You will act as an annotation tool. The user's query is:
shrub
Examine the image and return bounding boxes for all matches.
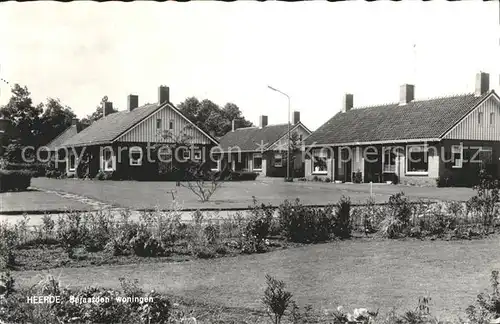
[228,171,259,181]
[0,222,18,269]
[84,210,114,252]
[262,274,294,324]
[333,195,351,239]
[467,169,499,230]
[3,162,46,177]
[325,177,331,183]
[246,197,274,242]
[353,170,363,184]
[466,270,500,324]
[379,192,412,238]
[95,170,116,181]
[0,169,32,192]
[278,199,335,243]
[56,212,89,257]
[129,227,164,257]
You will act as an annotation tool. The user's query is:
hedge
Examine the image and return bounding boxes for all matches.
[0,170,33,192]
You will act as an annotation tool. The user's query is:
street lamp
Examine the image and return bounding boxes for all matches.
[268,85,291,181]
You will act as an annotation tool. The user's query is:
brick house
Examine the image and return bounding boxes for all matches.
[304,72,500,186]
[54,86,218,179]
[216,112,312,177]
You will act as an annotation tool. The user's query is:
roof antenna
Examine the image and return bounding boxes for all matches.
[412,42,417,86]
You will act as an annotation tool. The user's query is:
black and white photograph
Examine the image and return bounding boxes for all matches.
[0,0,500,323]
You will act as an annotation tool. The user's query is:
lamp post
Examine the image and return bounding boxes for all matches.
[268,85,291,180]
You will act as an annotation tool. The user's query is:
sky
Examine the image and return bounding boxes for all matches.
[0,1,499,131]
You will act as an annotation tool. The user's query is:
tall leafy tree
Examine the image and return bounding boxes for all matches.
[0,84,43,146]
[40,98,76,145]
[177,97,252,137]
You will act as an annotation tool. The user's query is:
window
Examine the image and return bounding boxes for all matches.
[183,149,191,160]
[158,147,172,162]
[478,112,484,125]
[253,153,263,171]
[193,149,202,161]
[490,112,495,126]
[451,145,463,168]
[169,119,174,130]
[129,147,143,166]
[406,145,428,174]
[156,118,162,129]
[382,148,396,173]
[478,147,493,165]
[102,149,115,171]
[312,149,328,174]
[68,154,76,171]
[298,134,303,142]
[274,153,283,167]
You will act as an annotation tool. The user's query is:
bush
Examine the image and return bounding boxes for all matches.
[379,192,412,238]
[129,227,164,257]
[56,212,89,257]
[0,169,32,192]
[353,170,363,183]
[45,169,63,178]
[466,270,500,324]
[95,170,117,181]
[262,274,294,324]
[228,171,259,181]
[3,162,46,177]
[84,210,114,252]
[278,199,335,243]
[467,169,499,230]
[333,196,351,239]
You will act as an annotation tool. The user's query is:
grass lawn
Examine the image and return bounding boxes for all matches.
[30,177,476,211]
[0,190,93,213]
[15,235,500,320]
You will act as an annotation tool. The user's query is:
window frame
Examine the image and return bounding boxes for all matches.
[406,144,429,175]
[183,149,191,160]
[102,149,116,172]
[490,112,495,126]
[169,119,174,130]
[156,118,162,129]
[193,148,202,161]
[451,144,463,169]
[312,148,328,175]
[478,112,484,125]
[253,152,263,171]
[129,146,143,166]
[68,154,77,172]
[382,147,396,173]
[274,153,283,168]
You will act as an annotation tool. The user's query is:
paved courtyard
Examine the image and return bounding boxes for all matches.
[25,177,476,210]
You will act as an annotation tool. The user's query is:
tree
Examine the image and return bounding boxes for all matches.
[177,97,253,137]
[40,98,76,145]
[80,96,117,127]
[0,84,43,146]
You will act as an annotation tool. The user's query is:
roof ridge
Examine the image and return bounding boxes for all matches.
[351,92,475,111]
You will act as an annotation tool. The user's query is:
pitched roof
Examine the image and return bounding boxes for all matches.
[218,123,299,152]
[62,102,218,147]
[45,124,81,151]
[305,92,492,146]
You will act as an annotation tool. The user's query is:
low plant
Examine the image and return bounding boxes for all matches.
[0,169,32,192]
[466,270,500,324]
[262,274,294,324]
[379,192,412,238]
[333,195,351,239]
[466,169,499,231]
[56,211,89,258]
[353,170,363,184]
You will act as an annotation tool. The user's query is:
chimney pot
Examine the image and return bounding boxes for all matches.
[102,102,114,117]
[475,72,490,97]
[292,111,300,125]
[259,115,268,128]
[399,84,415,105]
[158,86,170,105]
[343,94,354,112]
[127,94,139,111]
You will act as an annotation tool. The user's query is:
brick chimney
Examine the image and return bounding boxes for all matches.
[475,72,490,97]
[399,84,415,105]
[292,111,300,125]
[158,85,170,105]
[127,94,139,112]
[71,118,78,126]
[259,115,268,128]
[342,94,354,112]
[102,102,114,117]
